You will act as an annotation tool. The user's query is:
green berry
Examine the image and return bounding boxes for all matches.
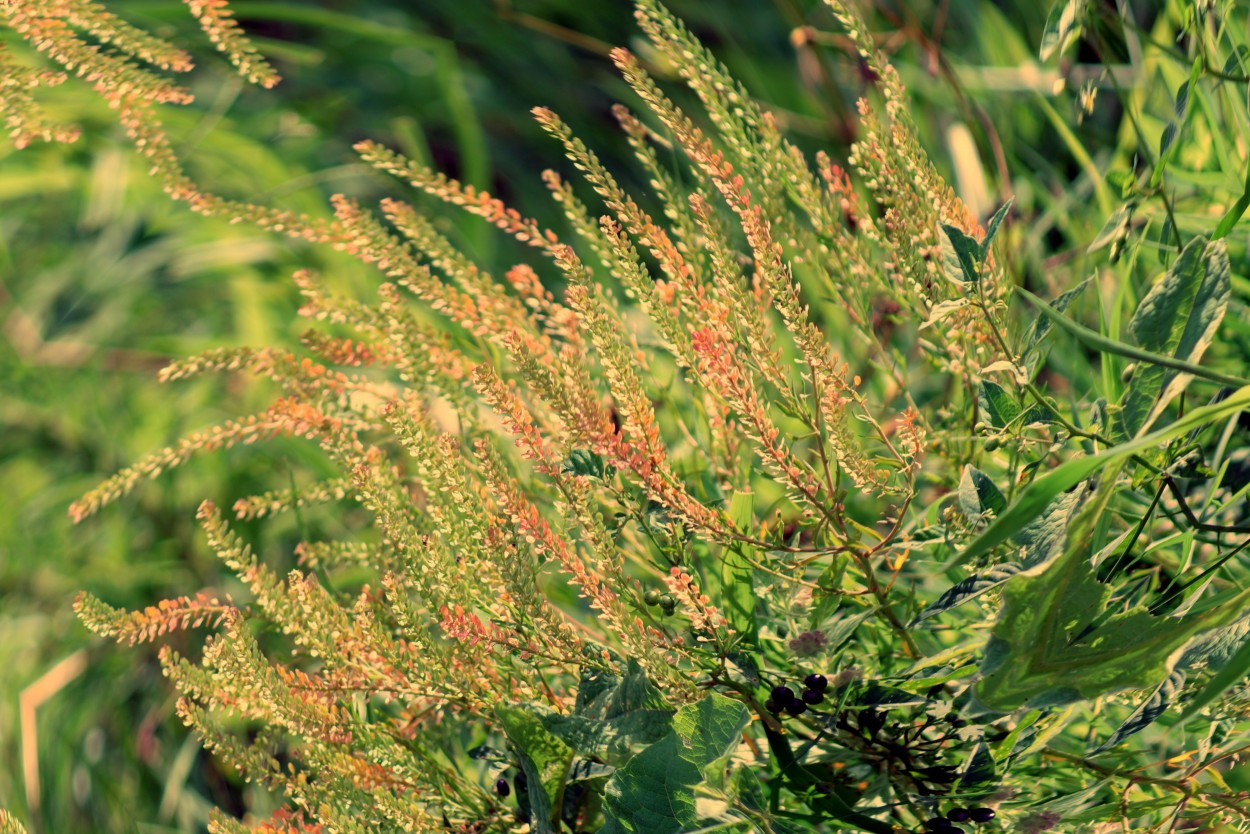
[984,437,1001,452]
[643,589,661,606]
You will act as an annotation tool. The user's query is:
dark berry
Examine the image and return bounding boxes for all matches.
[770,685,796,705]
[643,589,661,606]
[763,698,780,714]
[658,593,675,608]
[494,778,510,797]
[968,808,996,823]
[803,673,828,692]
[946,715,967,729]
[946,808,971,823]
[784,700,808,716]
[922,818,954,832]
[802,689,824,705]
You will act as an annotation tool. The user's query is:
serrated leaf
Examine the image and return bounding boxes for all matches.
[974,468,1250,711]
[574,658,669,719]
[979,380,1021,428]
[1040,0,1084,61]
[1119,237,1231,437]
[959,465,1007,519]
[601,694,751,834]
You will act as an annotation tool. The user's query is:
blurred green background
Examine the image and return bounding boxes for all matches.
[0,0,1195,830]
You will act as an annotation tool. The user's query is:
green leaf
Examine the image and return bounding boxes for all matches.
[979,381,1020,429]
[1212,159,1250,240]
[1119,237,1231,437]
[958,384,1250,565]
[1177,627,1250,723]
[1088,202,1135,254]
[562,449,615,480]
[1015,286,1249,389]
[940,223,981,283]
[1022,277,1091,377]
[719,491,758,644]
[974,470,1250,711]
[1040,0,1085,61]
[1150,59,1202,188]
[601,694,752,834]
[496,704,576,834]
[959,465,1007,518]
[980,199,1014,262]
[1091,669,1184,754]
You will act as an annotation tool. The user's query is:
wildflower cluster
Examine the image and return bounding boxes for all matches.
[5,0,1250,832]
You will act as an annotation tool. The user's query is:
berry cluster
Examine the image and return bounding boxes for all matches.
[764,673,828,717]
[921,807,996,833]
[642,588,677,616]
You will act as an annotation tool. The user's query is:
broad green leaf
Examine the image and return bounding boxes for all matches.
[959,465,1007,518]
[915,488,1085,625]
[601,694,751,834]
[1119,237,1231,437]
[541,709,674,763]
[978,380,1020,429]
[940,223,981,283]
[956,741,996,790]
[554,660,674,761]
[959,384,1250,565]
[974,470,1250,711]
[574,658,668,719]
[496,704,576,834]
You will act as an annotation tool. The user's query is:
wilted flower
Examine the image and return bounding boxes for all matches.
[789,630,829,656]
